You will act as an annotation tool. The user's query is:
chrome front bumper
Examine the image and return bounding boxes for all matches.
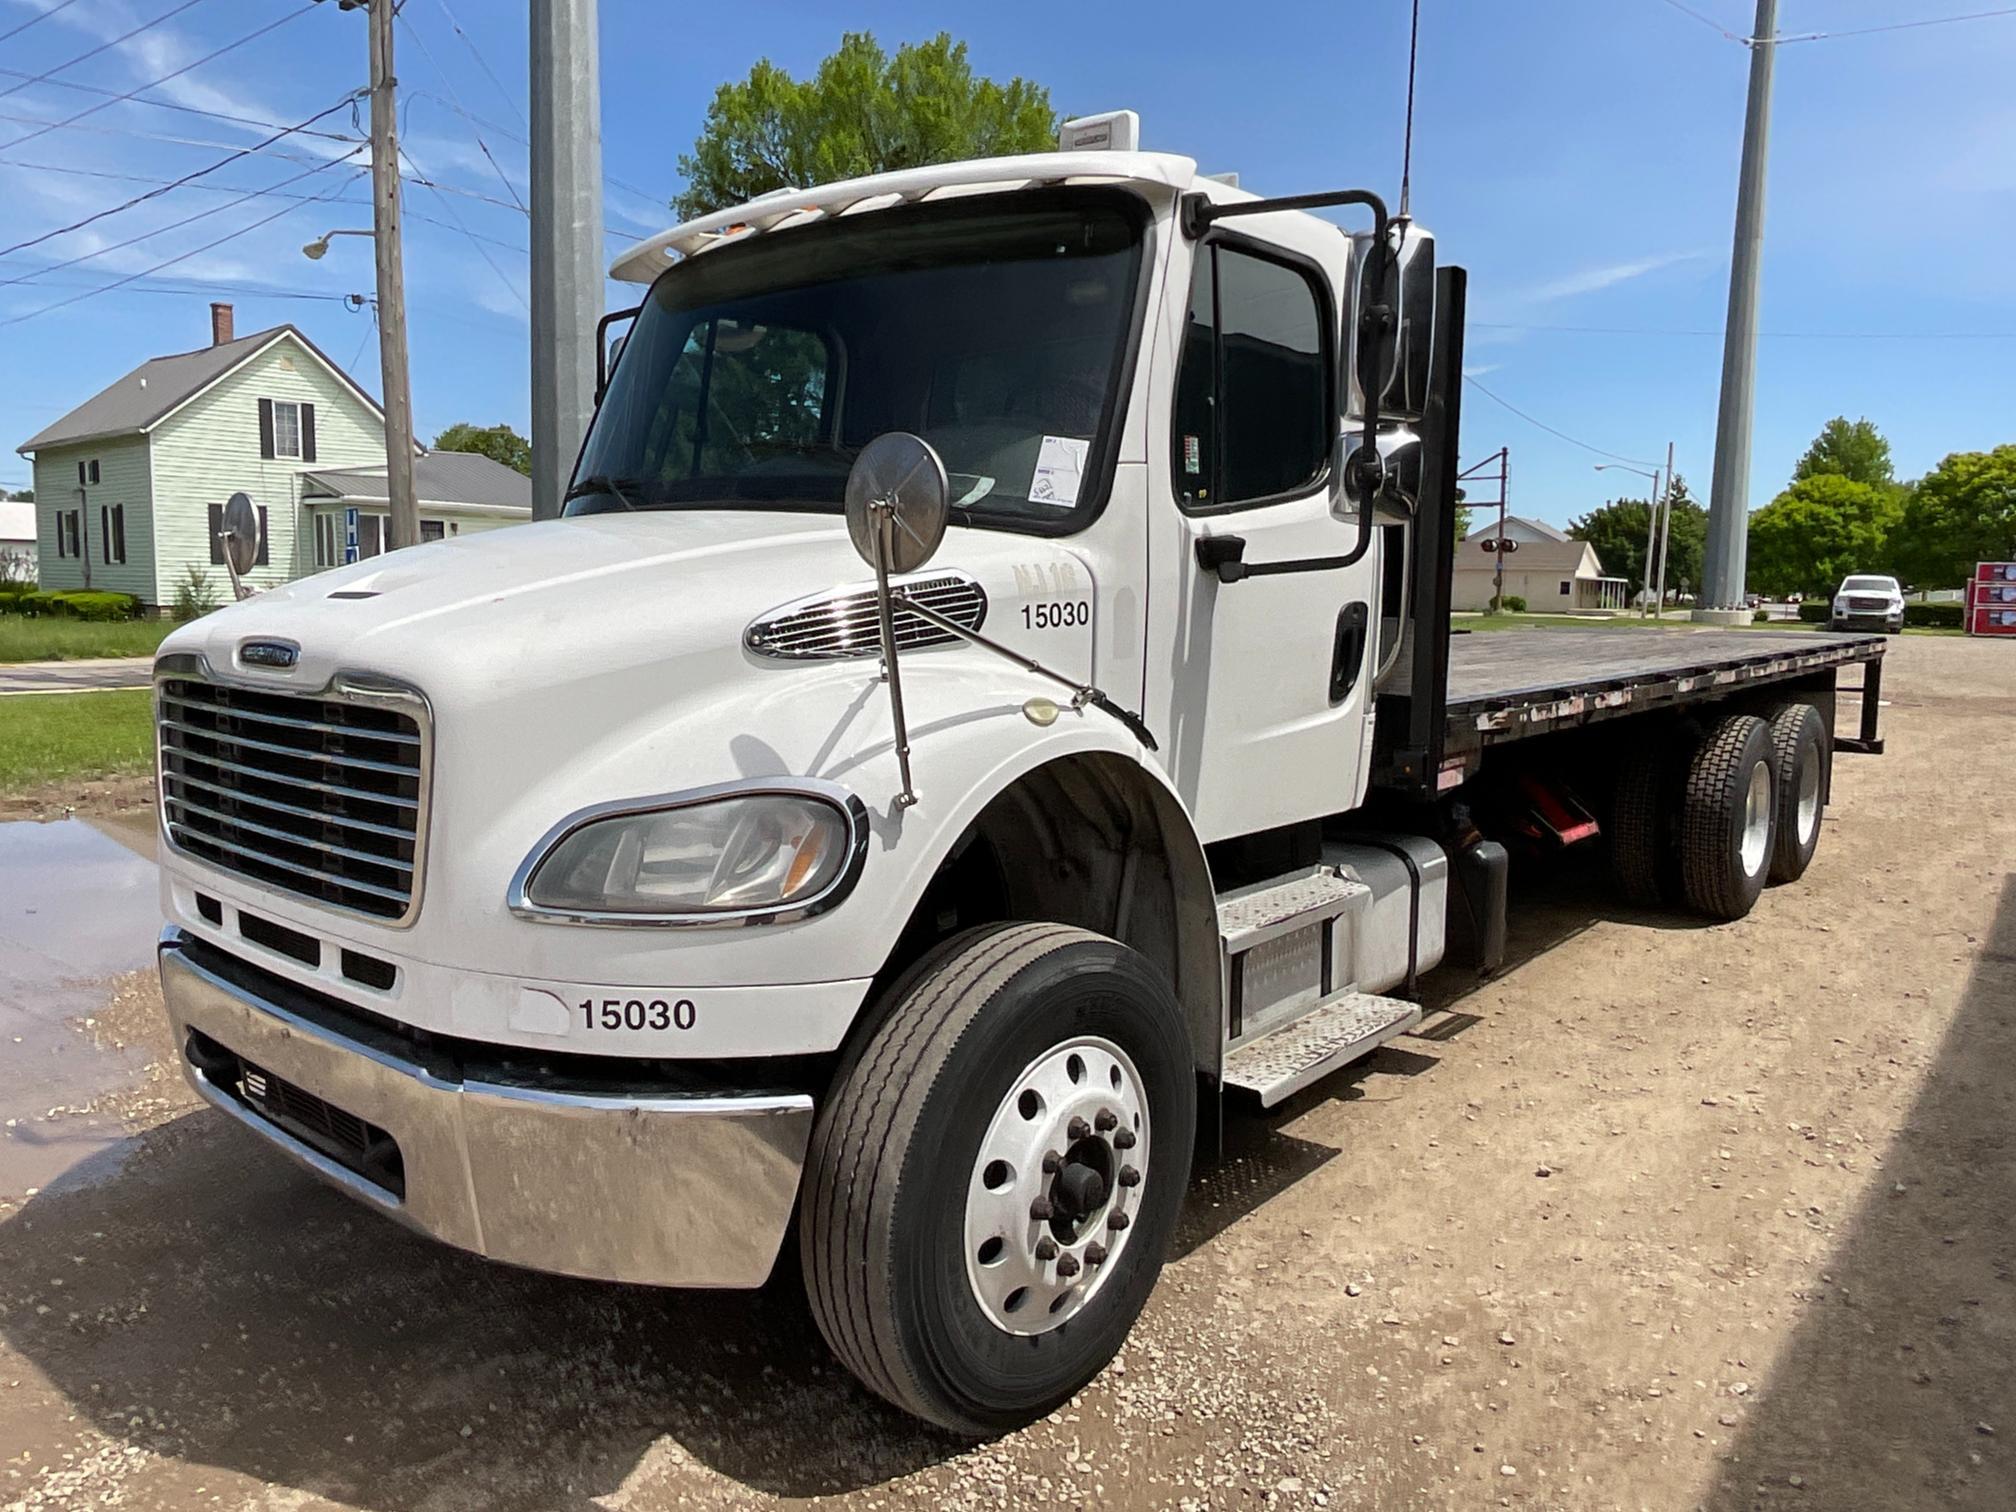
[158,936,814,1287]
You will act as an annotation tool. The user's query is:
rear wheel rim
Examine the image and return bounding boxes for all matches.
[964,1036,1150,1337]
[1740,760,1772,877]
[1795,746,1821,846]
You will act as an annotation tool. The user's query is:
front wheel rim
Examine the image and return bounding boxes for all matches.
[1740,760,1772,877]
[963,1036,1150,1336]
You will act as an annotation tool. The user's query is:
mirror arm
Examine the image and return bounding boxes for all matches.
[868,502,919,809]
[595,305,643,403]
[893,592,1159,752]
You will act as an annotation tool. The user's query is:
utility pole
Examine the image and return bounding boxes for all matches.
[1653,439,1676,616]
[1495,448,1509,609]
[329,0,421,550]
[1697,0,1777,623]
[530,0,604,521]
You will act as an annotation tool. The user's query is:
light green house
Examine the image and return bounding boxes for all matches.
[16,305,530,610]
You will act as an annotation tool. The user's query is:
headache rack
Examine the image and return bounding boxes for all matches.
[155,661,431,924]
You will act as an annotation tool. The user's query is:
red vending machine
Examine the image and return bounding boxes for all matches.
[1968,562,2016,636]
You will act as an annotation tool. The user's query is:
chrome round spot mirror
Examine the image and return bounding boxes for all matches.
[220,490,261,576]
[845,432,948,575]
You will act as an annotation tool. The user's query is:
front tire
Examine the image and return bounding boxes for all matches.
[1679,714,1777,920]
[801,923,1195,1434]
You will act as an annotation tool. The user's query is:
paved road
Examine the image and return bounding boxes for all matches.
[0,657,153,695]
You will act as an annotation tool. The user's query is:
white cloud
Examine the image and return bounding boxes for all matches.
[1462,363,1502,378]
[1522,249,1710,304]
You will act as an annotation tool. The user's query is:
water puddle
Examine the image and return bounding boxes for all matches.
[0,817,161,1197]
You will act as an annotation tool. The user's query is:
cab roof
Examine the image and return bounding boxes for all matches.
[608,150,1226,284]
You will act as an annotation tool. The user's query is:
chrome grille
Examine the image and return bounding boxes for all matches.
[1846,595,1889,613]
[157,675,428,923]
[744,572,987,660]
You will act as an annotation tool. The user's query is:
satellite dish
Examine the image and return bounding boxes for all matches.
[221,491,261,576]
[845,432,948,576]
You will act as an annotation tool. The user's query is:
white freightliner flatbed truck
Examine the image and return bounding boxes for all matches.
[151,115,1887,1433]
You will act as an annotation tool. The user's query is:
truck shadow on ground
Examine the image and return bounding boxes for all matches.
[1698,873,2016,1511]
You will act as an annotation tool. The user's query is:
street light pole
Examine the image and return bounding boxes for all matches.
[530,0,604,521]
[1595,462,1662,616]
[1654,439,1676,616]
[1698,0,1778,622]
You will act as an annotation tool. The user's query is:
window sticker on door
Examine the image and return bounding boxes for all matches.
[1183,434,1202,475]
[1030,435,1090,508]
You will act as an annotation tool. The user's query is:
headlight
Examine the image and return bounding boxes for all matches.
[513,783,866,923]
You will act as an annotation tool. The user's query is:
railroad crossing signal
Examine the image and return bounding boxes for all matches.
[1480,537,1520,554]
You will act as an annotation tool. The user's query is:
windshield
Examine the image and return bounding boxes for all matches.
[1842,576,1898,592]
[569,190,1148,533]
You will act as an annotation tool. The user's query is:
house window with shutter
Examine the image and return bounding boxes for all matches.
[208,502,224,565]
[258,399,316,461]
[61,510,80,557]
[256,506,270,566]
[88,459,100,484]
[111,503,126,564]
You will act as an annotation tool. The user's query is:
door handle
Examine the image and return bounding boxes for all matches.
[1195,534,1249,583]
[1330,603,1369,703]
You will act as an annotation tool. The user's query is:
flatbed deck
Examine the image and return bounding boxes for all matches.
[1443,627,1885,757]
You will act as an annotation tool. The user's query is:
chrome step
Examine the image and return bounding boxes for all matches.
[1223,990,1422,1107]
[1217,867,1369,956]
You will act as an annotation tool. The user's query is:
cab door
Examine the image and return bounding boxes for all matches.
[1142,221,1383,844]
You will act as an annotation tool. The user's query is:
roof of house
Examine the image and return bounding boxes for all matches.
[299,451,532,512]
[1454,535,1612,575]
[1463,515,1571,544]
[0,499,34,543]
[17,324,383,454]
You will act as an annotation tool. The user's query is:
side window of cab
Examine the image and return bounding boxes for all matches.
[1171,242,1332,513]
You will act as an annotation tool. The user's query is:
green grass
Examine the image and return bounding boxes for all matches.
[0,689,155,791]
[0,617,174,663]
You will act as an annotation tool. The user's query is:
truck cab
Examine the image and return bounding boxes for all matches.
[152,120,1857,1434]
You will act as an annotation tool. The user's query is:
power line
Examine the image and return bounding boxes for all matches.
[0,104,348,163]
[405,87,658,233]
[1775,6,2016,43]
[0,92,363,260]
[0,264,369,303]
[0,1,316,155]
[2,161,366,328]
[1462,376,1659,466]
[431,0,525,128]
[0,63,361,141]
[400,145,529,313]
[0,0,214,103]
[1651,0,1746,42]
[397,9,526,214]
[0,147,365,290]
[1472,320,2016,340]
[0,0,84,46]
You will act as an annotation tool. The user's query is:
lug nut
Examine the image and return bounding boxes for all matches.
[1034,1236,1058,1261]
[1094,1107,1118,1132]
[1041,1149,1064,1174]
[1113,1128,1137,1150]
[1030,1196,1054,1221]
[1085,1241,1109,1266]
[1118,1165,1141,1188]
[1056,1252,1081,1278]
[1067,1116,1090,1142]
[1107,1210,1130,1231]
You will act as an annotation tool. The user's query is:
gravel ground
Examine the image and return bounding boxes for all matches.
[1,634,2011,1510]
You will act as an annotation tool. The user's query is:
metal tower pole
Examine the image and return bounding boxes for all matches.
[1697,0,1777,623]
[530,0,604,521]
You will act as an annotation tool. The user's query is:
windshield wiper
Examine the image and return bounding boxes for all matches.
[564,474,651,510]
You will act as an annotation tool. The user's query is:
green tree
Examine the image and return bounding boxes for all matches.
[674,33,1057,220]
[3,487,31,501]
[1746,474,1903,597]
[1792,416,1895,490]
[433,422,531,476]
[1567,476,1705,599]
[1892,445,2016,588]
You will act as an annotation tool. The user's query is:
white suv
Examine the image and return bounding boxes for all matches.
[1829,574,1905,634]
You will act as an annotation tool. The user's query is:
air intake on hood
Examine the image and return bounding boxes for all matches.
[744,571,986,660]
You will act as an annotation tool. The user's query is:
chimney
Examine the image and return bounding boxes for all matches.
[209,302,234,346]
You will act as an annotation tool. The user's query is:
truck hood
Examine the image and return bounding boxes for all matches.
[159,509,1092,710]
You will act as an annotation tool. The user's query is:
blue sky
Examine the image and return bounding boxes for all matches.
[2,0,2011,527]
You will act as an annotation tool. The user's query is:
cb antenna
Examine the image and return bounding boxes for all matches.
[1399,0,1422,218]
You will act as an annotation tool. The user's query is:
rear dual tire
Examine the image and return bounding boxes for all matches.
[1678,714,1777,921]
[1764,702,1827,884]
[800,923,1194,1435]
